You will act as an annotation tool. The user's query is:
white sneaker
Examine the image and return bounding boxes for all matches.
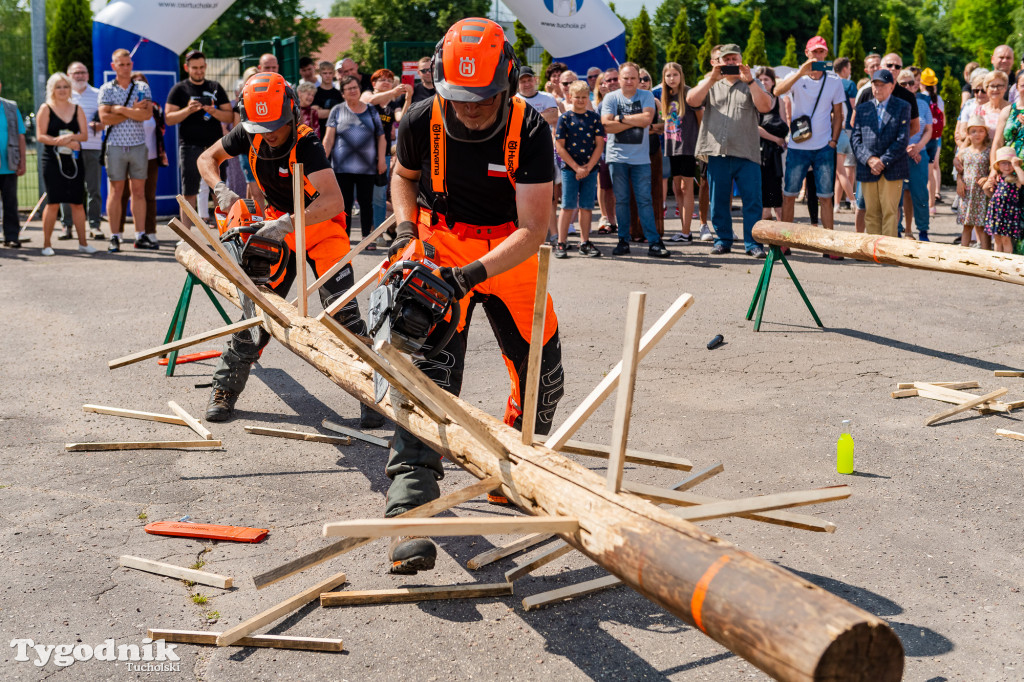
[78,244,98,254]
[699,224,714,242]
[41,247,55,256]
[598,216,611,228]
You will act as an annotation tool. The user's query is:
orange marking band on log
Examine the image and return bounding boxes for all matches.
[872,237,883,263]
[690,555,731,633]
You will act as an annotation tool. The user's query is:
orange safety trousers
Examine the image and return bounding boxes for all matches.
[262,205,351,290]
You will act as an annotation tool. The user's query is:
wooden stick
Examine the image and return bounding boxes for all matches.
[896,381,979,389]
[522,574,624,611]
[466,532,556,570]
[913,382,995,400]
[994,370,1024,377]
[82,404,188,426]
[244,426,351,445]
[521,245,551,445]
[607,292,646,493]
[674,487,851,523]
[119,555,232,588]
[556,440,693,471]
[324,264,382,317]
[545,293,694,450]
[167,401,214,440]
[624,466,725,505]
[108,318,262,370]
[321,419,390,447]
[19,192,47,237]
[504,542,575,583]
[674,462,726,490]
[147,629,342,652]
[656,490,838,533]
[321,582,511,607]
[890,389,919,398]
[292,163,308,317]
[324,516,579,538]
[925,388,1008,426]
[914,389,1009,413]
[176,199,257,288]
[167,218,290,329]
[252,476,501,589]
[215,570,347,647]
[65,440,223,452]
[295,216,395,303]
[996,428,1024,441]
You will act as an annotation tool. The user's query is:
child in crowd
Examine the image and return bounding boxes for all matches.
[554,81,606,258]
[983,146,1024,252]
[957,115,992,249]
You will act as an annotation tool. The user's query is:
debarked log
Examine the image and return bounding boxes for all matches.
[176,243,903,682]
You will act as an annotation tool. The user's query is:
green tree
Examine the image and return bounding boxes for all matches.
[627,6,657,70]
[743,10,768,67]
[939,65,960,183]
[781,35,799,67]
[47,0,92,75]
[666,5,699,82]
[197,0,329,61]
[913,33,927,67]
[1010,5,1024,63]
[652,0,685,73]
[815,14,834,59]
[512,19,533,66]
[540,49,552,75]
[950,0,1017,63]
[697,3,719,73]
[885,15,901,55]
[0,0,32,112]
[329,0,353,16]
[838,20,866,80]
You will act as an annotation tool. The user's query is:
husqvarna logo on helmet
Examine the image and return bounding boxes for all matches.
[458,57,476,78]
[255,102,269,116]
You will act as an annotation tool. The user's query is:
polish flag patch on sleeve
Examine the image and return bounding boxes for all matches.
[487,162,506,177]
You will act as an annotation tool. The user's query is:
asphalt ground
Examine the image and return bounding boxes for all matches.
[1,198,1022,681]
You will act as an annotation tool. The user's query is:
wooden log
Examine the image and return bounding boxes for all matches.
[754,221,1024,287]
[215,570,347,647]
[119,555,232,588]
[321,419,390,447]
[466,533,556,570]
[65,440,222,452]
[606,292,645,492]
[994,370,1024,377]
[323,516,580,539]
[177,244,904,682]
[504,542,575,583]
[147,629,343,652]
[167,401,214,440]
[521,245,551,445]
[321,582,512,607]
[292,163,308,317]
[82,404,187,426]
[108,318,262,370]
[522,574,623,611]
[252,476,501,589]
[925,388,1008,426]
[295,216,394,303]
[555,440,693,470]
[244,426,351,445]
[996,429,1024,441]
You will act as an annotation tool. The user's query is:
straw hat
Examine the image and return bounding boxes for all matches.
[966,114,988,132]
[995,146,1017,164]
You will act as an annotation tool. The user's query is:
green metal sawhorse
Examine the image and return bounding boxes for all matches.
[746,245,825,332]
[160,272,234,376]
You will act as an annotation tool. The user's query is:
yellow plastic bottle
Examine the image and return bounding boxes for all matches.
[836,419,854,474]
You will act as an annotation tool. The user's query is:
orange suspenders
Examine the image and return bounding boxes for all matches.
[247,123,320,206]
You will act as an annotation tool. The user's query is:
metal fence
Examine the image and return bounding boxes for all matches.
[17,151,41,211]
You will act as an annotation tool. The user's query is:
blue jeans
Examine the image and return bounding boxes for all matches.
[561,167,598,210]
[372,155,390,229]
[900,147,930,233]
[609,162,660,244]
[706,155,762,251]
[784,145,836,197]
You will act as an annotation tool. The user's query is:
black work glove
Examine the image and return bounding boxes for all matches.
[439,260,487,299]
[388,220,418,259]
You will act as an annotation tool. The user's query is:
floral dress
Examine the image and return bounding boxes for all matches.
[985,175,1023,238]
[958,147,991,226]
[1003,102,1024,159]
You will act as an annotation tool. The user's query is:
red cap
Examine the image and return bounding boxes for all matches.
[806,36,828,52]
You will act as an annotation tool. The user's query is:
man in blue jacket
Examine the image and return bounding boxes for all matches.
[851,69,910,237]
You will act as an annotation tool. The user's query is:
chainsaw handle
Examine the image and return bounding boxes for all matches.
[220,224,262,243]
[422,297,459,360]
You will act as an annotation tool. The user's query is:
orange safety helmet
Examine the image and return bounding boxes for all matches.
[239,72,297,134]
[432,18,519,103]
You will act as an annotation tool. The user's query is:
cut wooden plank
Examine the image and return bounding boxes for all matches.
[675,487,851,523]
[913,382,994,400]
[296,216,394,303]
[994,370,1024,377]
[890,389,918,398]
[925,388,1008,426]
[244,426,351,446]
[147,628,343,652]
[324,516,579,538]
[545,293,694,450]
[378,342,512,461]
[119,555,232,588]
[625,476,745,507]
[556,440,693,471]
[996,428,1024,441]
[522,574,624,611]
[504,542,576,583]
[521,245,551,446]
[323,264,382,317]
[466,532,556,570]
[1002,399,1024,410]
[108,318,262,370]
[215,570,347,646]
[252,476,501,589]
[168,217,290,329]
[292,163,308,317]
[321,582,512,607]
[65,440,223,452]
[674,462,726,491]
[321,419,390,447]
[913,388,1009,414]
[607,292,646,493]
[658,490,837,533]
[83,404,188,426]
[167,401,214,440]
[896,381,979,389]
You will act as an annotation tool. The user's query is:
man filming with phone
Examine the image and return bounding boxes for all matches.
[773,36,845,246]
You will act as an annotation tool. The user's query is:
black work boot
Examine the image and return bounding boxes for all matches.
[388,536,436,574]
[360,402,386,429]
[206,388,239,422]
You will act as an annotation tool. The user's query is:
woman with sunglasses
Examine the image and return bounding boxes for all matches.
[993,71,1024,163]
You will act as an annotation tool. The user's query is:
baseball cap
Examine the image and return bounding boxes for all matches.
[871,70,894,84]
[920,68,938,87]
[806,36,828,52]
[719,44,742,57]
[335,60,345,70]
[519,66,535,78]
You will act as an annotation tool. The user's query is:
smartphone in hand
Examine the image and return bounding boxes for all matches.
[811,61,833,72]
[720,65,740,76]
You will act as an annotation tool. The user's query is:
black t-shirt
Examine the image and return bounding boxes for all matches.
[396,98,554,226]
[221,125,331,214]
[167,79,230,147]
[856,83,919,120]
[411,83,435,104]
[312,86,343,137]
[376,100,398,143]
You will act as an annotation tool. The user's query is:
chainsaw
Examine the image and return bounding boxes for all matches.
[367,239,460,403]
